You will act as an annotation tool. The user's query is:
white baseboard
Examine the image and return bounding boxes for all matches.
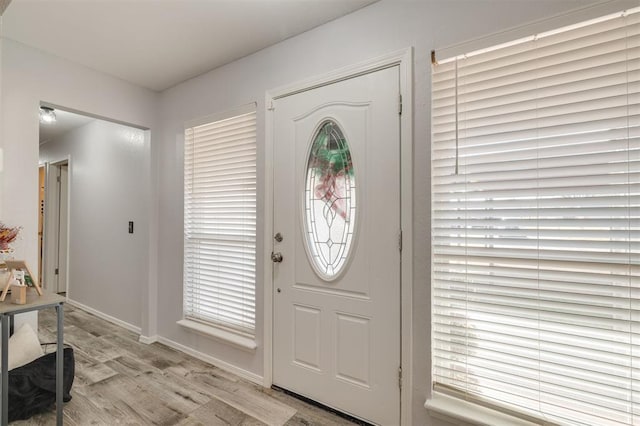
[156,335,263,386]
[66,298,142,335]
[64,301,261,386]
[138,335,158,344]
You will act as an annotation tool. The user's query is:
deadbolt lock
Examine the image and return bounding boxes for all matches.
[274,232,283,242]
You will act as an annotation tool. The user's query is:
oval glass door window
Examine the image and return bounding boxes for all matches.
[304,120,356,280]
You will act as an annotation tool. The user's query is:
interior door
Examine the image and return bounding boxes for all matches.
[272,66,401,425]
[38,166,45,286]
[42,161,69,294]
[43,162,60,293]
[57,163,69,293]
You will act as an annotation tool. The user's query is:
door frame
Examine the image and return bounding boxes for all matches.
[264,47,414,425]
[41,156,72,297]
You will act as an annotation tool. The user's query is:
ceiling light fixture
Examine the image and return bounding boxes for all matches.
[39,106,57,124]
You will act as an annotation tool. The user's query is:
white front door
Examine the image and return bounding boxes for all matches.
[272,66,401,425]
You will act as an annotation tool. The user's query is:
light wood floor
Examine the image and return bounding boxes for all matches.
[13,303,357,425]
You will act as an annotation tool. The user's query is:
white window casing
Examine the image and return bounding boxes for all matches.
[183,104,257,340]
[431,7,639,426]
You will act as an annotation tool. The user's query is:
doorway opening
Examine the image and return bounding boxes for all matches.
[39,160,69,294]
[38,104,148,333]
[39,106,94,295]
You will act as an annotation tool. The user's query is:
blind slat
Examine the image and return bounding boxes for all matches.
[432,7,639,426]
[184,109,257,335]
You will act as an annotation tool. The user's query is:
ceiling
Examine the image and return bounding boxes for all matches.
[39,109,95,144]
[1,0,377,92]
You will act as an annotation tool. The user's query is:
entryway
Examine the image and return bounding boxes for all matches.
[271,65,402,425]
[37,105,149,331]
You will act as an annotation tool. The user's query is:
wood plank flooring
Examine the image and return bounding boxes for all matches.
[13,303,357,425]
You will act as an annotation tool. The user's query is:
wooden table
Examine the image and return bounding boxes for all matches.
[0,293,65,425]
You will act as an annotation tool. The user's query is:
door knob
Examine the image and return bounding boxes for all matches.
[271,252,283,263]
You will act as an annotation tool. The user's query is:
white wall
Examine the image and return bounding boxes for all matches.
[39,120,147,328]
[0,30,3,218]
[157,1,636,425]
[0,33,28,332]
[0,39,159,336]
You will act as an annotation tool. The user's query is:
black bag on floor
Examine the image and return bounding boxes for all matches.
[7,347,75,422]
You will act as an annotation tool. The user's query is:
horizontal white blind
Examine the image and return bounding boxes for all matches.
[432,8,639,426]
[184,108,257,336]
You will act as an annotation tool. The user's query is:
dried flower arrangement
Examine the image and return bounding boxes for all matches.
[0,222,21,253]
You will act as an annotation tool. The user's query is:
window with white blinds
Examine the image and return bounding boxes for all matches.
[184,105,257,337]
[432,8,639,426]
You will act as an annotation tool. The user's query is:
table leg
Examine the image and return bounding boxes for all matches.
[1,315,9,426]
[56,304,64,426]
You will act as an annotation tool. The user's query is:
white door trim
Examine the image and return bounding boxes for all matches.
[264,47,414,426]
[42,156,72,297]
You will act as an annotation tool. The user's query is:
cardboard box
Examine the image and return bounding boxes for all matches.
[11,285,27,304]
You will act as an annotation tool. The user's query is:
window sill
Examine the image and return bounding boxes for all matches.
[177,319,257,351]
[425,392,544,426]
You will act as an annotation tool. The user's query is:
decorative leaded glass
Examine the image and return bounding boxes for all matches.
[304,120,356,279]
